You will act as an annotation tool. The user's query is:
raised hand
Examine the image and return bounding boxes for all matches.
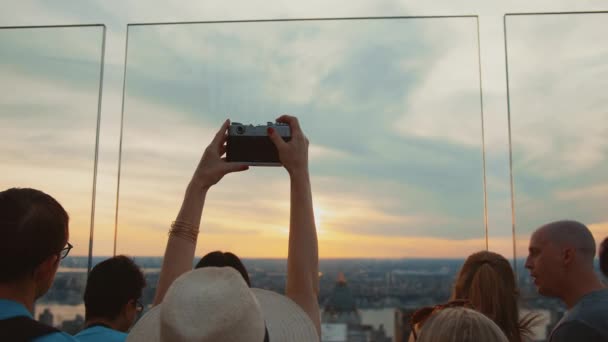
[267,115,309,176]
[191,119,249,190]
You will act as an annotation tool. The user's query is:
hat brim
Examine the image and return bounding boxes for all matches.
[127,289,318,342]
[126,305,161,342]
[252,288,318,341]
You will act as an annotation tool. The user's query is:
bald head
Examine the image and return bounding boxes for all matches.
[526,220,603,305]
[536,220,596,263]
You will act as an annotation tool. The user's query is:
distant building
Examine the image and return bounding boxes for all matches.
[38,308,54,327]
[322,323,348,342]
[60,314,84,335]
[371,324,390,342]
[322,273,391,342]
[394,308,417,342]
[323,273,361,325]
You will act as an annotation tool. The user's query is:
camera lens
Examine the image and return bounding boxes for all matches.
[236,126,245,134]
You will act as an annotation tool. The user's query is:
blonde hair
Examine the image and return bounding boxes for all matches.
[417,307,509,342]
[452,251,538,342]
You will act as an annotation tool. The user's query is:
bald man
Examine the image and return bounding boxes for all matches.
[526,220,608,342]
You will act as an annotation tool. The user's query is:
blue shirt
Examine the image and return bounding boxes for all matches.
[0,299,77,342]
[549,289,608,342]
[75,325,127,342]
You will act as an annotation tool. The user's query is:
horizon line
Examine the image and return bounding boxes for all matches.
[67,255,533,260]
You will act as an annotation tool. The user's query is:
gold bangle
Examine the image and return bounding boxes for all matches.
[171,220,200,230]
[169,220,200,242]
[169,230,198,243]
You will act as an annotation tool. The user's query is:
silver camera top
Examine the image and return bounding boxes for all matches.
[229,122,291,137]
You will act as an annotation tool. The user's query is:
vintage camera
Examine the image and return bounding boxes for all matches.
[226,122,291,166]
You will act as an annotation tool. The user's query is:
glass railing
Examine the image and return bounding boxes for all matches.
[116,16,484,339]
[505,12,608,338]
[2,11,606,341]
[0,24,105,333]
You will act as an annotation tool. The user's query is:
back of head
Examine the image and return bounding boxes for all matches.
[418,307,509,342]
[452,251,524,342]
[84,255,146,321]
[600,237,608,277]
[196,251,251,286]
[0,188,68,283]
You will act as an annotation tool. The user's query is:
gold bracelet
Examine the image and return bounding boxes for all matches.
[169,220,200,243]
[170,230,198,243]
[169,228,198,243]
[171,220,200,230]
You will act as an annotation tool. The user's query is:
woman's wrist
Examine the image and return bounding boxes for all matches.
[187,179,211,195]
[288,166,310,181]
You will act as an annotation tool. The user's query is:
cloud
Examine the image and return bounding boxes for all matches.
[5,0,606,258]
[318,232,487,258]
[105,17,489,257]
[589,221,608,246]
[0,26,105,86]
[309,143,353,160]
[555,183,608,202]
[0,25,108,257]
[499,14,608,243]
[507,14,608,179]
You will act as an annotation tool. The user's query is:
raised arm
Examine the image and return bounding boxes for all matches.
[153,119,248,305]
[268,115,321,336]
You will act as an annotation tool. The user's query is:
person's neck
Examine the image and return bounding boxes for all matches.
[560,271,605,309]
[85,317,125,332]
[0,282,36,314]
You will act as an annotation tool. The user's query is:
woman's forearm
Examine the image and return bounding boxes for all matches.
[153,183,207,305]
[287,171,318,290]
[286,170,321,334]
[152,119,248,305]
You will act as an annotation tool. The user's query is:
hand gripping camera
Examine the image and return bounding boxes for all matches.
[226,122,291,166]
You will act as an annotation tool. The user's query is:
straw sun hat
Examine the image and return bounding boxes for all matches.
[127,267,318,342]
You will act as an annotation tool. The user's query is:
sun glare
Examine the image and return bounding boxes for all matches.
[314,204,327,235]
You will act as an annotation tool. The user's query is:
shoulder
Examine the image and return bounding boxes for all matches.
[550,320,606,342]
[33,331,79,342]
[576,289,608,312]
[75,327,128,342]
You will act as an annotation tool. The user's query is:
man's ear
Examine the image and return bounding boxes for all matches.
[33,254,59,282]
[118,299,138,331]
[563,247,575,266]
[122,300,134,315]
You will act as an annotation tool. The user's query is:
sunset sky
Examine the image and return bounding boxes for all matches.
[0,1,606,260]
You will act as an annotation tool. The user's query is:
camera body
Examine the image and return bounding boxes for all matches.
[226,122,291,166]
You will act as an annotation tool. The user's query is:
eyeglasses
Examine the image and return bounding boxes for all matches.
[59,242,73,259]
[409,299,473,340]
[135,300,144,312]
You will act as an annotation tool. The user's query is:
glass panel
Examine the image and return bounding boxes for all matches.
[118,18,484,339]
[0,25,105,332]
[506,12,608,340]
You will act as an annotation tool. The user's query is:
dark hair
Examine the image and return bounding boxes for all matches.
[195,251,251,287]
[600,237,608,277]
[0,188,69,282]
[84,255,146,320]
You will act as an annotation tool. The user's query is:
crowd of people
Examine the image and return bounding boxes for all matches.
[1,115,607,342]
